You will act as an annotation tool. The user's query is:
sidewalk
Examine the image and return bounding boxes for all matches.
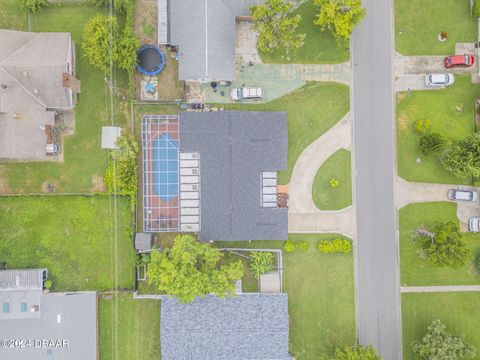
[401,285,480,293]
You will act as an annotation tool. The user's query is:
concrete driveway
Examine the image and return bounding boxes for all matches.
[396,177,480,230]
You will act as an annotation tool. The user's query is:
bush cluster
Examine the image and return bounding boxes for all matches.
[283,239,310,253]
[317,238,352,254]
[413,119,431,135]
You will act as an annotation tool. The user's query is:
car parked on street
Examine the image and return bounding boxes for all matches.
[230,87,263,101]
[444,54,475,68]
[425,73,455,87]
[469,217,480,232]
[447,189,478,202]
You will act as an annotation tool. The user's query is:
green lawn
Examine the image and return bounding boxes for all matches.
[402,292,480,360]
[397,75,479,185]
[399,202,480,286]
[0,195,136,291]
[312,149,352,210]
[395,0,477,55]
[215,234,356,360]
[1,5,129,193]
[0,0,28,30]
[99,293,161,360]
[258,0,349,64]
[225,82,350,184]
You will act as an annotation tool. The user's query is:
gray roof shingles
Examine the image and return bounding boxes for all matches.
[169,0,263,80]
[179,111,288,241]
[161,293,291,360]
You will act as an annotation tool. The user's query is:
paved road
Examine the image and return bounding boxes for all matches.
[351,0,402,359]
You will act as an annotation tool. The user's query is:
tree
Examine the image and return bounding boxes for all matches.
[441,133,480,179]
[146,235,244,303]
[251,0,305,53]
[18,0,48,14]
[411,320,476,360]
[104,131,139,194]
[416,222,470,268]
[82,15,119,74]
[249,251,273,278]
[322,345,382,359]
[314,0,366,45]
[419,133,451,156]
[116,27,140,71]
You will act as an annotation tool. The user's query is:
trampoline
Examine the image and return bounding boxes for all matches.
[137,45,165,76]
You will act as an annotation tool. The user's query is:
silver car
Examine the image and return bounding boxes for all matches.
[425,73,455,87]
[469,217,480,232]
[447,189,478,202]
[230,87,263,101]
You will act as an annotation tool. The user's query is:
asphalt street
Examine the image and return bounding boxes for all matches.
[351,0,402,358]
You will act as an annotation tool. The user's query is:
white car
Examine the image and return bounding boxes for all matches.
[425,73,454,87]
[469,217,480,232]
[230,87,263,101]
[447,189,478,202]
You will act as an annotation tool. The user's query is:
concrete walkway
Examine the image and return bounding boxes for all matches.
[401,285,480,293]
[288,113,353,237]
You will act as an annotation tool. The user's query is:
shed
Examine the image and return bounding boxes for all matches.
[135,232,153,251]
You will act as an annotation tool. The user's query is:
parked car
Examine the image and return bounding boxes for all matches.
[447,189,478,202]
[469,217,480,232]
[425,73,454,87]
[230,87,263,101]
[444,54,475,68]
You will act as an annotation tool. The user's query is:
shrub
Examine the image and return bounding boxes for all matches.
[19,0,48,14]
[298,240,309,251]
[413,119,431,135]
[419,133,451,156]
[250,251,274,278]
[440,31,448,39]
[283,239,296,253]
[329,177,339,188]
[317,238,352,254]
[44,280,52,290]
[475,0,480,19]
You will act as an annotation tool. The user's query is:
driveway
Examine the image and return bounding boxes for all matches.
[288,113,353,237]
[352,0,402,357]
[396,177,480,230]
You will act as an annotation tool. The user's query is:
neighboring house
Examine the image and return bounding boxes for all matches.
[0,29,80,160]
[0,269,97,360]
[161,293,291,360]
[158,0,262,81]
[142,111,288,241]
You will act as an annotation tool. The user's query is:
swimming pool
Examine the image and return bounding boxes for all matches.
[152,133,179,201]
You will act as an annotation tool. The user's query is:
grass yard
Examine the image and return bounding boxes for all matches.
[0,0,28,30]
[215,234,356,360]
[1,5,129,194]
[397,75,479,185]
[99,293,161,360]
[225,82,350,184]
[312,149,352,210]
[399,202,480,286]
[258,0,349,64]
[395,0,477,55]
[402,292,480,360]
[0,195,136,291]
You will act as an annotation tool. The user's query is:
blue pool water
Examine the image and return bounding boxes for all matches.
[152,133,179,201]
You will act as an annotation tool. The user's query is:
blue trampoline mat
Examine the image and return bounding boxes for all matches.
[152,133,179,201]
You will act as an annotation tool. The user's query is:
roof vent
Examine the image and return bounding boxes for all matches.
[33,89,39,95]
[22,71,29,78]
[0,84,7,93]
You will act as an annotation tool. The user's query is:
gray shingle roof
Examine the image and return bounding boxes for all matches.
[161,293,291,360]
[179,111,288,241]
[168,0,263,80]
[0,269,46,320]
[0,30,75,160]
[0,291,98,360]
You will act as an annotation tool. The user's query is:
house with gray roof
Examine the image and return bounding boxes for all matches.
[161,293,291,360]
[0,29,80,160]
[158,0,262,81]
[141,111,288,241]
[0,269,97,360]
